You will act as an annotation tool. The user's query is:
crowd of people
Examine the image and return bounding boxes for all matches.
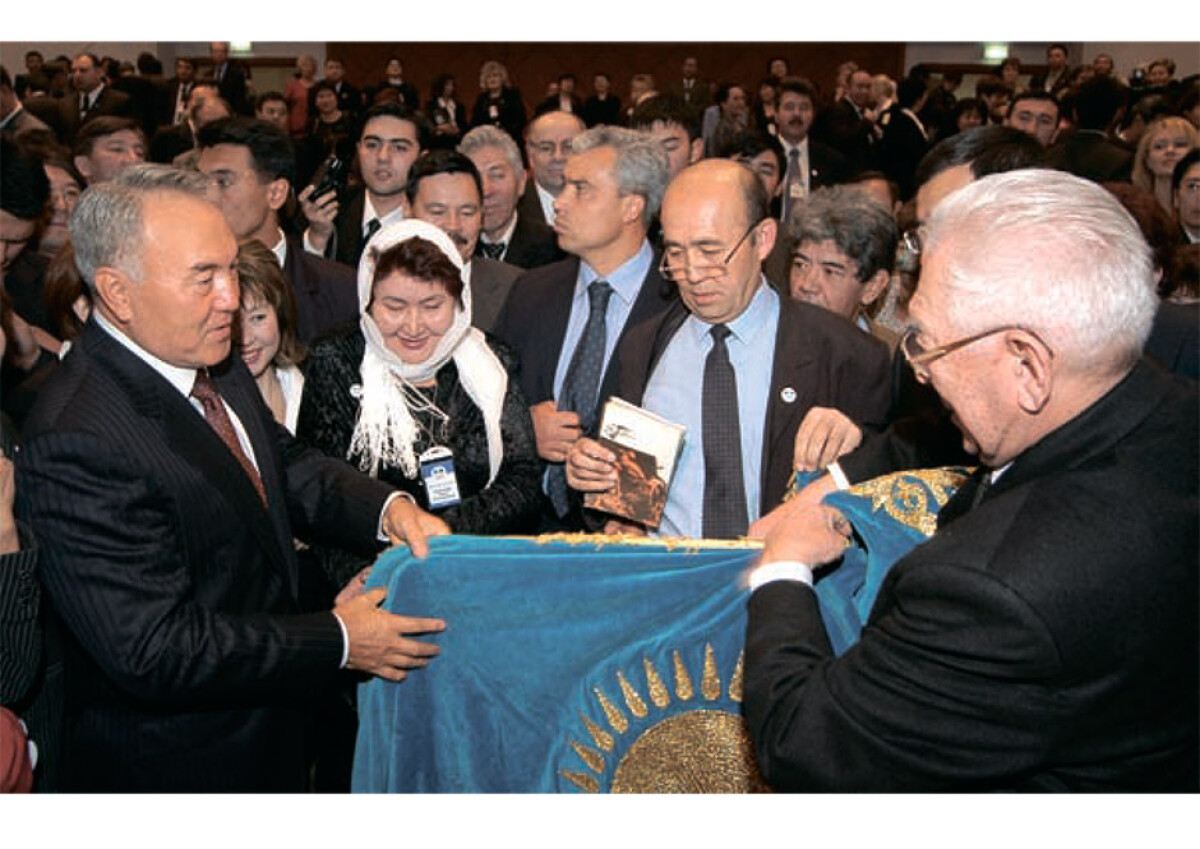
[0,41,1197,794]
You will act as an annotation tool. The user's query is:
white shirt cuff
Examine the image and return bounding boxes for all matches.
[378,490,417,542]
[748,560,814,590]
[826,461,851,491]
[332,612,349,669]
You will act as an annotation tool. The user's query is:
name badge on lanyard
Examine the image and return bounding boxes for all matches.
[419,446,461,509]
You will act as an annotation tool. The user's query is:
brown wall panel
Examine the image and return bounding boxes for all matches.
[330,42,906,114]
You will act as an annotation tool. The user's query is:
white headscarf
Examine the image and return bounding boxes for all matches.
[348,219,507,485]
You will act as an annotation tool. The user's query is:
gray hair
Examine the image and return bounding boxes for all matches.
[569,126,670,228]
[924,168,1157,374]
[458,124,523,177]
[71,164,211,292]
[789,185,898,282]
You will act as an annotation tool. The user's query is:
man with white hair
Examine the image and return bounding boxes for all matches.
[744,169,1198,791]
[459,124,562,268]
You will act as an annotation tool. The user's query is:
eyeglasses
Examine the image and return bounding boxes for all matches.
[659,220,762,282]
[900,324,1053,381]
[901,227,921,257]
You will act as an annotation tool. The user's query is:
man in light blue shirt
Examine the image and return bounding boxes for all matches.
[566,159,892,538]
[494,127,676,528]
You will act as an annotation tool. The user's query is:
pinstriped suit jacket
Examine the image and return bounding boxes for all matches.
[15,319,395,792]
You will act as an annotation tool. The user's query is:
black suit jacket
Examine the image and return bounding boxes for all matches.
[15,319,397,791]
[212,60,251,116]
[469,257,521,333]
[878,104,929,200]
[613,294,892,517]
[1045,129,1134,183]
[746,359,1198,791]
[516,181,550,230]
[477,210,564,270]
[59,85,133,142]
[148,121,194,164]
[814,98,878,176]
[492,253,677,412]
[283,236,359,344]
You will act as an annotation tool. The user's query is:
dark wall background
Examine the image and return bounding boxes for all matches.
[331,42,906,109]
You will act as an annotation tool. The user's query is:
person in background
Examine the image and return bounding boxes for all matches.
[471,60,526,143]
[236,239,306,433]
[37,157,83,261]
[1132,116,1198,217]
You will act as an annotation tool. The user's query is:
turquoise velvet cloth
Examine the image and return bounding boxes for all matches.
[352,469,966,793]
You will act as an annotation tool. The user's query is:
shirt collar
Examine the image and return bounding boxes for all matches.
[482,210,519,246]
[94,309,199,399]
[576,239,654,308]
[684,274,775,346]
[362,193,406,230]
[267,228,287,266]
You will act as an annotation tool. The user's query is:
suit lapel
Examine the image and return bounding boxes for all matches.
[760,300,818,508]
[83,323,296,595]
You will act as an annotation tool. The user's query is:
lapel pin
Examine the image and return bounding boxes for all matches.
[780,387,797,403]
[349,384,363,399]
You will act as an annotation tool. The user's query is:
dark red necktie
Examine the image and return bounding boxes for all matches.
[190,371,267,506]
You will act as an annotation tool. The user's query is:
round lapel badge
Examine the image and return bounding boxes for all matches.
[780,387,797,404]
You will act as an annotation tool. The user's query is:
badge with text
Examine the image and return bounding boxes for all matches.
[419,446,461,509]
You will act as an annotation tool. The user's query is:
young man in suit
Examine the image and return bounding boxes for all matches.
[406,149,521,333]
[460,124,563,269]
[196,117,358,344]
[744,169,1198,791]
[493,126,676,527]
[15,164,448,791]
[565,160,891,539]
[302,102,428,267]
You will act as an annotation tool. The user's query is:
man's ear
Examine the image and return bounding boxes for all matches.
[74,154,93,181]
[754,218,777,262]
[92,266,135,323]
[688,137,703,166]
[860,269,891,308]
[265,177,289,212]
[620,193,646,228]
[1009,332,1053,415]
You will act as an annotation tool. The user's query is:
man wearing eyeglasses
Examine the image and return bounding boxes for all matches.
[743,169,1198,791]
[565,159,891,539]
[518,111,586,229]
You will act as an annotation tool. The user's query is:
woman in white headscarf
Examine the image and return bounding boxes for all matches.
[297,219,542,586]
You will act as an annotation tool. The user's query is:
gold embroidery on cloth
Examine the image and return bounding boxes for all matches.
[580,713,614,752]
[845,467,971,538]
[701,644,721,701]
[564,650,770,793]
[644,658,670,709]
[618,671,648,718]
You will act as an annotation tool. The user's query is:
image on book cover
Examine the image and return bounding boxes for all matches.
[584,437,669,528]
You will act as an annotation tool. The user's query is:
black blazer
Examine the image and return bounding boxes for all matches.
[15,319,397,791]
[1044,129,1134,183]
[745,359,1199,791]
[477,210,564,270]
[59,85,133,142]
[282,235,359,344]
[471,88,527,142]
[613,294,892,516]
[516,181,550,230]
[492,254,677,412]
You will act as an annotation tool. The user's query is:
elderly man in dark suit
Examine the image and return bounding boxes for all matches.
[745,169,1198,791]
[196,117,357,344]
[460,124,563,269]
[15,164,449,792]
[566,159,891,539]
[494,126,677,528]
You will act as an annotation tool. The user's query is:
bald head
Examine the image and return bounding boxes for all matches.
[665,159,768,231]
[527,111,586,195]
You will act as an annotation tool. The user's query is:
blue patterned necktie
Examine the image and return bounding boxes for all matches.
[547,280,613,517]
[702,324,748,539]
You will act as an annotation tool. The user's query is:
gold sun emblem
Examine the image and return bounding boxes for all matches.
[559,645,771,793]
